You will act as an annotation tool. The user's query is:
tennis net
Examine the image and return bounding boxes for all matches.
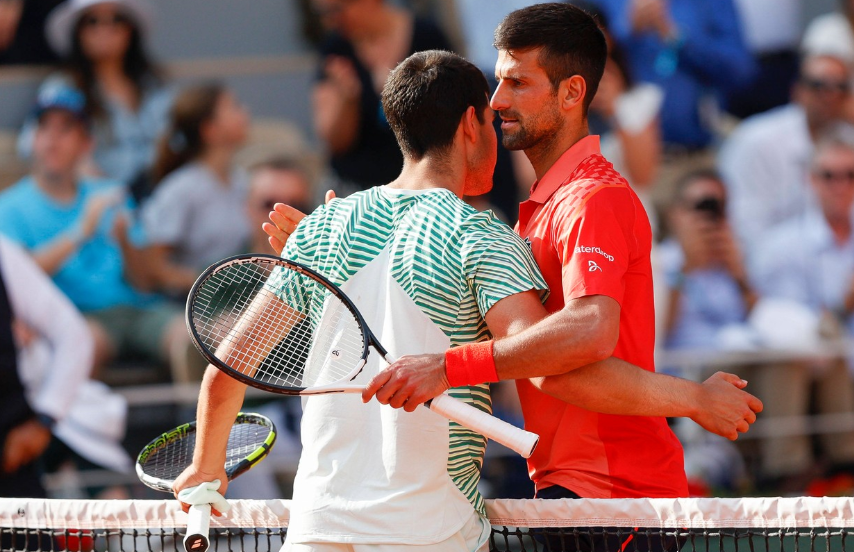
[2,497,853,551]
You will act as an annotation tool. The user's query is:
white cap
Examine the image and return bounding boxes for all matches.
[46,0,154,57]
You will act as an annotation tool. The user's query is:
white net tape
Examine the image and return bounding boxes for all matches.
[3,497,854,530]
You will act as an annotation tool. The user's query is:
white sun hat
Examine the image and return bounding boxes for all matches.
[46,0,154,57]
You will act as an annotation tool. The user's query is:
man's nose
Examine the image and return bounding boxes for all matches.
[490,82,509,111]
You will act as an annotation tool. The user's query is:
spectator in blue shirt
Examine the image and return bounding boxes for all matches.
[0,86,187,379]
[592,0,755,149]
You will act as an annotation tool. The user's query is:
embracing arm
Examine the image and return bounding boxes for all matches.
[492,295,619,379]
[364,290,762,439]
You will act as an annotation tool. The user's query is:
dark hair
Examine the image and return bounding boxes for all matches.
[151,83,225,184]
[382,50,489,160]
[67,11,161,121]
[569,1,634,88]
[494,2,607,112]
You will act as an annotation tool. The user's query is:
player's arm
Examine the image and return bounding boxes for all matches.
[365,288,762,438]
[533,361,762,440]
[172,366,246,514]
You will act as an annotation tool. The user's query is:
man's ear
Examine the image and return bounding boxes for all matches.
[461,105,479,143]
[558,75,587,112]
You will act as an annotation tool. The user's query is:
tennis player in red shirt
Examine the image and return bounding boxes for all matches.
[362,2,762,513]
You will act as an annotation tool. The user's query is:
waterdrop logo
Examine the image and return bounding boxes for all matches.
[588,260,603,272]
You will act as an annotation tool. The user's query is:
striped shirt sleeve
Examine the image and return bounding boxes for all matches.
[461,216,549,317]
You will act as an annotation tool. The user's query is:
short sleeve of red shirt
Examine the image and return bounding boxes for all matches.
[552,185,634,306]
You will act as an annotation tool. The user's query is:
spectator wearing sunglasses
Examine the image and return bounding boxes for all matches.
[719,54,854,258]
[748,136,854,489]
[19,0,171,201]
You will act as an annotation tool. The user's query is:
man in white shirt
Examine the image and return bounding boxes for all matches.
[750,136,854,485]
[719,53,854,257]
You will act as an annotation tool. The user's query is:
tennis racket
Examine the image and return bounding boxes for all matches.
[186,253,539,458]
[136,412,277,552]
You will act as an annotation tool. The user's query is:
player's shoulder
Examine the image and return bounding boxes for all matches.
[551,155,633,217]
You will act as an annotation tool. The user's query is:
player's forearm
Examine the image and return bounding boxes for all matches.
[193,366,246,471]
[531,357,700,417]
[493,302,618,380]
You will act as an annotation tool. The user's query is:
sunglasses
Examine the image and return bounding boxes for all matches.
[801,78,851,94]
[80,12,130,28]
[814,169,854,184]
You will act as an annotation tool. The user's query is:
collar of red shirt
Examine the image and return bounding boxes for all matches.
[528,135,601,204]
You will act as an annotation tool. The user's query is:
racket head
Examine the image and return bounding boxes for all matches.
[186,254,373,395]
[135,412,277,492]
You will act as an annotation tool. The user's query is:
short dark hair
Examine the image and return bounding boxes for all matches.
[382,50,490,160]
[494,3,607,112]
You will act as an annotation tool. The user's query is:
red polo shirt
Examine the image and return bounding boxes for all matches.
[515,135,688,498]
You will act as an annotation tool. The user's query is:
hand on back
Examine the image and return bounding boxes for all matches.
[263,190,336,255]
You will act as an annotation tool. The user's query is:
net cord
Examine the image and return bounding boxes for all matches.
[3,498,854,531]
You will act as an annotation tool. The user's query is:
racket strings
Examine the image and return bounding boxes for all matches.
[191,260,366,390]
[138,420,274,490]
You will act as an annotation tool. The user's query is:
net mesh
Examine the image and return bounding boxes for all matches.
[2,497,853,552]
[189,258,366,390]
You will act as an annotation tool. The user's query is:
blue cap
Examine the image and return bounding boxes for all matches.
[32,84,88,124]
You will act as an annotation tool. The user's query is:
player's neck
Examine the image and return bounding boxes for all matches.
[526,120,589,181]
[387,155,465,198]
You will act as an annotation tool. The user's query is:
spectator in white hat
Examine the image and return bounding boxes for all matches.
[19,0,172,202]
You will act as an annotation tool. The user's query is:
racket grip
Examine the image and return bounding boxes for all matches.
[428,393,539,458]
[184,504,211,552]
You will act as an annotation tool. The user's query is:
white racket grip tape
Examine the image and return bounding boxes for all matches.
[184,504,211,552]
[428,393,539,458]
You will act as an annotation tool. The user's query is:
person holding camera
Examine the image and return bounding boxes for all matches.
[660,169,757,350]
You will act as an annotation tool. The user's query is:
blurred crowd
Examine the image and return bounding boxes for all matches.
[2,0,854,501]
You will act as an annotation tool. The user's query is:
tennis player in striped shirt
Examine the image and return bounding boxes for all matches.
[176,50,551,552]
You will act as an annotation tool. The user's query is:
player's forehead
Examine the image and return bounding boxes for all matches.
[494,48,545,79]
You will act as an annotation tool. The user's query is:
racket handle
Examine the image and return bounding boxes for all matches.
[184,504,211,552]
[428,393,539,458]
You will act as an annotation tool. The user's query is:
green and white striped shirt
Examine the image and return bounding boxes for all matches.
[283,186,547,545]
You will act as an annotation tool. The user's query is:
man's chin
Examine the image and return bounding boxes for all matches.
[501,137,526,151]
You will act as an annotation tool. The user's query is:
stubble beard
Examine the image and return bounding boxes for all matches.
[499,103,565,153]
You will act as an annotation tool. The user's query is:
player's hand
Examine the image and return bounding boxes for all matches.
[263,190,336,255]
[2,418,51,474]
[172,464,229,516]
[362,353,450,412]
[691,372,763,440]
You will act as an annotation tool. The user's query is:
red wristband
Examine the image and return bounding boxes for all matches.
[445,341,498,387]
